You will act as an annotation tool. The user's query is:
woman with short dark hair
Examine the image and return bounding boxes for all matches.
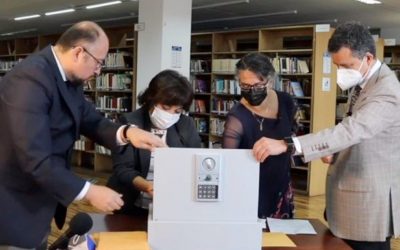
[107,69,201,215]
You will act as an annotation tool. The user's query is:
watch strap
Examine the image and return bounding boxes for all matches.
[284,136,296,155]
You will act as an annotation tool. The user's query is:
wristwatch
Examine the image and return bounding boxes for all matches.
[283,136,296,155]
[122,123,137,142]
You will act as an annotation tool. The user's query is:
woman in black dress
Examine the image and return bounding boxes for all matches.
[223,52,296,219]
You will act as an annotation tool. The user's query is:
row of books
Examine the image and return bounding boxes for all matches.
[104,112,120,123]
[0,60,20,71]
[270,57,310,74]
[212,79,241,95]
[192,99,208,113]
[190,59,210,73]
[209,140,222,149]
[274,78,311,97]
[74,141,111,156]
[209,117,225,136]
[74,136,95,151]
[95,144,111,156]
[96,96,132,112]
[192,77,241,95]
[211,98,237,115]
[212,59,240,73]
[191,78,209,93]
[95,73,132,90]
[295,104,311,121]
[194,117,208,133]
[104,51,132,68]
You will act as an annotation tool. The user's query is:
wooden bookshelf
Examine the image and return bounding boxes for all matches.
[190,33,213,147]
[79,26,137,173]
[0,25,137,173]
[384,44,400,80]
[190,25,337,195]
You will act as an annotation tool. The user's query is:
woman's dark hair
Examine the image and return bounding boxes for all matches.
[138,69,193,111]
[236,52,275,81]
[328,21,376,59]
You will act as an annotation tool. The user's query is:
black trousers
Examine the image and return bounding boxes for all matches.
[0,233,47,250]
[343,237,391,250]
[0,241,47,250]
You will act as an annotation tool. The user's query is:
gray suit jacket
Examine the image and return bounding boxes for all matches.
[297,63,400,241]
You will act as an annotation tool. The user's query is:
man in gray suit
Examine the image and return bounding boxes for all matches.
[251,22,400,250]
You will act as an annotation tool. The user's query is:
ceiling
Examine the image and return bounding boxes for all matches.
[1,0,399,38]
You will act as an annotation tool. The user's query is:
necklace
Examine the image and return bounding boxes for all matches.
[253,113,265,131]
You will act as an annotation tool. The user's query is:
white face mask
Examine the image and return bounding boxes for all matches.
[150,106,181,129]
[337,57,366,91]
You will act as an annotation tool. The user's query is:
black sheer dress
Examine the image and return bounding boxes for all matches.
[223,91,295,219]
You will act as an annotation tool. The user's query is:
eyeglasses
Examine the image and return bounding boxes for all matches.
[239,81,268,91]
[82,47,105,69]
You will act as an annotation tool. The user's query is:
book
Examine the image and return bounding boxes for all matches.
[195,99,207,113]
[290,81,304,97]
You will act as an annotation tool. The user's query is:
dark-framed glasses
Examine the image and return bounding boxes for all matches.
[82,47,105,69]
[239,81,268,91]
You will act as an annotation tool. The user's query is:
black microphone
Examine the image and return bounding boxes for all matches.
[49,212,93,250]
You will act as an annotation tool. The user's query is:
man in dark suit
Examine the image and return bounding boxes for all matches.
[0,21,165,249]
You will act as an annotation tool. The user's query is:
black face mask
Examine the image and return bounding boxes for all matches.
[241,88,267,106]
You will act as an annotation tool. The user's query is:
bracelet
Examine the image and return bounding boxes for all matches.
[122,123,137,142]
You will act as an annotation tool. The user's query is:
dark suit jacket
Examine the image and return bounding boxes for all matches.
[107,107,201,214]
[0,46,119,248]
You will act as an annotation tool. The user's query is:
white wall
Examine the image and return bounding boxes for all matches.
[136,0,192,103]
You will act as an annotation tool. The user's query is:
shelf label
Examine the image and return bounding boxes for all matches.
[316,24,330,33]
[322,77,331,92]
[323,52,331,74]
[134,23,145,31]
[384,39,396,46]
[171,46,182,68]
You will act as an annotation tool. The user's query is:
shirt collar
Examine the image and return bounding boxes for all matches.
[51,46,67,82]
[360,59,381,89]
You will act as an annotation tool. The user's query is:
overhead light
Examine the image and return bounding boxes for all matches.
[1,28,37,36]
[45,8,75,16]
[86,1,122,9]
[92,15,138,23]
[193,0,249,10]
[355,0,382,4]
[61,14,137,27]
[14,14,40,21]
[192,10,297,24]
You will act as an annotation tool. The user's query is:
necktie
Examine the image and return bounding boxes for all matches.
[347,85,362,116]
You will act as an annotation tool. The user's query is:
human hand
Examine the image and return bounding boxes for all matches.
[144,181,154,197]
[252,137,287,162]
[321,155,333,164]
[133,177,153,197]
[84,184,124,213]
[127,127,167,151]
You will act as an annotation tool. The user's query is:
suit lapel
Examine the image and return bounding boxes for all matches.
[42,46,80,137]
[356,63,384,109]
